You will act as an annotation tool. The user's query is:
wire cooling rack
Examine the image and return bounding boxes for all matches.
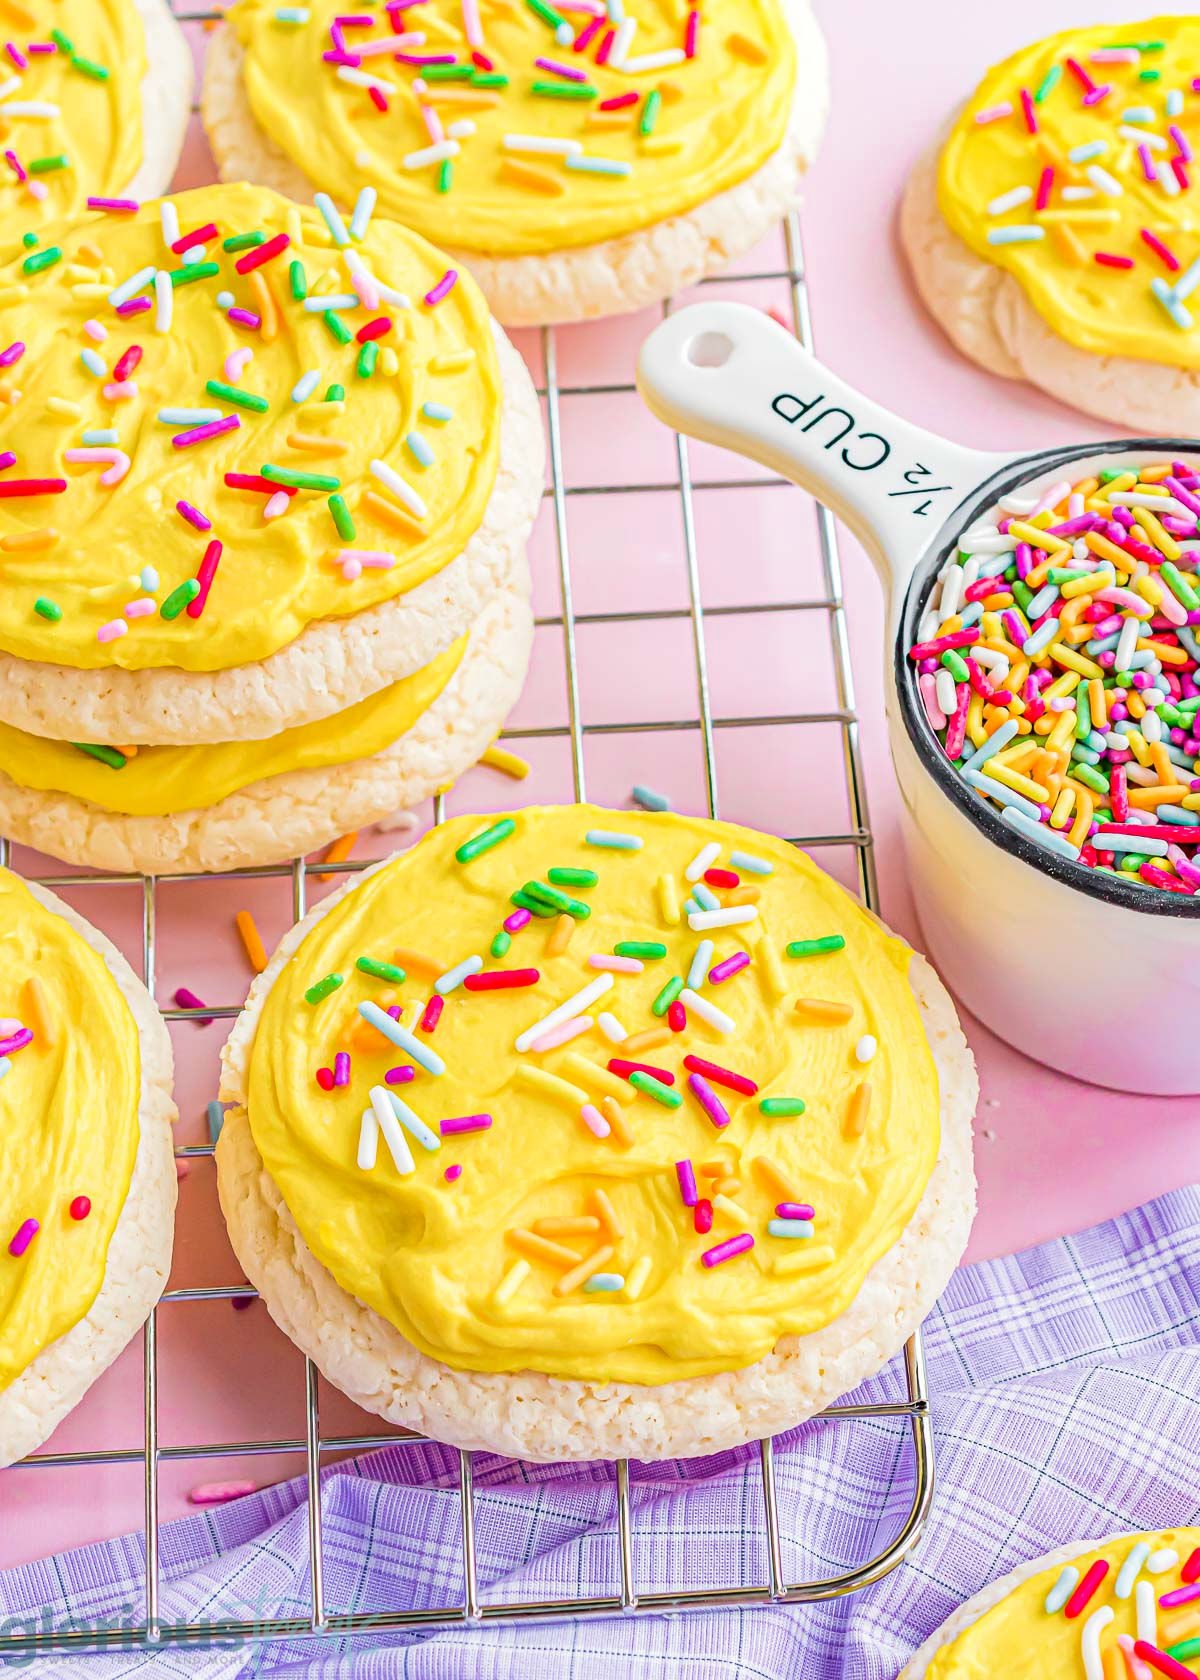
[0,7,934,1657]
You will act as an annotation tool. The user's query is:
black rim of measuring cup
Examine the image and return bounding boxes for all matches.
[894,437,1200,920]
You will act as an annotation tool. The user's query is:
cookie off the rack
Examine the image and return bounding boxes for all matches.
[0,181,542,873]
[216,806,977,1463]
[0,869,176,1466]
[901,19,1200,432]
[902,1529,1200,1680]
[200,0,828,327]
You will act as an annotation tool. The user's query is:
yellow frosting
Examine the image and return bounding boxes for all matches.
[228,0,797,258]
[0,181,502,671]
[0,632,465,815]
[244,806,941,1385]
[938,19,1200,368]
[925,1529,1200,1680]
[0,869,140,1393]
[0,2,144,238]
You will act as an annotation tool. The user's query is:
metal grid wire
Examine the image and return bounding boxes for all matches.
[0,11,933,1653]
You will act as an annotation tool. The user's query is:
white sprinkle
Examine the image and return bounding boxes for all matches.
[1082,1608,1114,1680]
[597,1011,627,1043]
[687,906,758,932]
[1045,1567,1080,1614]
[685,841,721,882]
[502,133,583,157]
[107,265,156,309]
[446,118,476,139]
[303,293,359,312]
[608,15,636,67]
[291,369,321,404]
[154,269,172,333]
[160,201,180,248]
[356,1108,379,1171]
[621,47,685,71]
[678,987,735,1035]
[1147,1549,1179,1574]
[1086,164,1123,196]
[1,102,58,117]
[369,1086,415,1175]
[1060,185,1097,201]
[1120,124,1167,149]
[369,458,428,519]
[515,973,613,1054]
[336,65,396,93]
[349,185,377,241]
[404,140,460,170]
[855,1034,877,1064]
[986,185,1032,216]
[1136,1579,1157,1648]
[435,954,483,994]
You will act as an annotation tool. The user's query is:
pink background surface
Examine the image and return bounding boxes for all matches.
[2,0,1194,1568]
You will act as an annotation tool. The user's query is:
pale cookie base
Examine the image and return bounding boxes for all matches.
[0,880,177,1468]
[899,1534,1144,1678]
[216,883,976,1464]
[132,0,195,201]
[0,578,533,876]
[901,138,1200,433]
[200,0,829,327]
[0,328,544,747]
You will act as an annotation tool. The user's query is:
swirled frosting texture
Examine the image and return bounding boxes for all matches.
[229,0,797,257]
[938,19,1200,368]
[244,806,941,1385]
[0,182,501,671]
[0,870,140,1391]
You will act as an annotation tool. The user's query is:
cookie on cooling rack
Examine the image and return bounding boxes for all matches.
[216,804,977,1463]
[0,1,191,241]
[901,18,1200,432]
[901,1527,1200,1679]
[0,867,176,1467]
[200,0,828,328]
[0,180,543,875]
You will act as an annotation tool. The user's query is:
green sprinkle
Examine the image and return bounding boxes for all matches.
[260,465,341,491]
[455,816,516,863]
[759,1097,807,1117]
[222,231,265,252]
[356,956,407,983]
[72,742,127,770]
[1139,68,1161,80]
[547,867,597,888]
[524,0,567,27]
[490,930,511,959]
[21,232,37,249]
[1073,763,1110,796]
[470,71,509,87]
[160,579,201,620]
[33,596,61,621]
[325,383,345,402]
[1098,468,1124,482]
[523,880,591,919]
[651,975,684,1017]
[28,155,69,174]
[614,940,666,960]
[305,972,344,1005]
[1162,561,1200,611]
[421,63,474,80]
[49,28,73,52]
[531,80,597,99]
[1011,579,1033,614]
[22,246,60,275]
[628,1069,682,1108]
[71,55,110,81]
[639,88,661,135]
[940,649,970,682]
[1167,1639,1200,1662]
[786,935,846,958]
[437,158,453,194]
[205,379,269,413]
[289,259,307,300]
[322,310,352,346]
[509,889,556,918]
[169,262,220,287]
[328,493,355,540]
[357,340,378,379]
[1034,63,1062,101]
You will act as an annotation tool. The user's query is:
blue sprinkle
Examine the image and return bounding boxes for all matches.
[422,401,453,423]
[768,1218,814,1240]
[82,428,119,445]
[216,290,235,310]
[585,829,643,850]
[207,1100,226,1145]
[729,850,773,876]
[387,1091,440,1152]
[583,1272,625,1292]
[80,347,106,378]
[405,431,435,468]
[314,192,351,247]
[349,185,377,241]
[140,566,159,592]
[292,368,321,403]
[631,784,671,812]
[986,225,1046,245]
[691,882,719,911]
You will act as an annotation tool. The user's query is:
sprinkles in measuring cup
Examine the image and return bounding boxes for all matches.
[909,460,1200,895]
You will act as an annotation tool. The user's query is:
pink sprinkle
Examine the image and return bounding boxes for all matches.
[4,150,24,183]
[973,102,1013,124]
[1083,84,1112,107]
[88,196,140,213]
[1091,47,1138,63]
[776,1202,816,1221]
[174,415,240,449]
[8,1218,39,1258]
[504,908,532,933]
[395,51,456,64]
[708,951,750,984]
[316,1067,335,1091]
[188,1481,257,1507]
[598,91,638,110]
[83,320,107,343]
[174,986,213,1024]
[588,953,643,973]
[97,618,127,644]
[177,499,212,532]
[530,1015,593,1052]
[1172,124,1193,164]
[1140,227,1179,270]
[116,297,152,318]
[675,1159,698,1207]
[187,539,223,620]
[1160,1583,1200,1610]
[439,1114,492,1136]
[228,308,262,330]
[421,102,444,144]
[701,1232,754,1268]
[444,1163,463,1182]
[333,1051,351,1087]
[176,1158,191,1181]
[423,269,457,307]
[125,598,156,618]
[0,342,23,367]
[385,1064,415,1084]
[1095,252,1134,269]
[687,1072,731,1129]
[0,1026,32,1055]
[573,16,603,51]
[580,1102,610,1139]
[535,56,587,81]
[103,381,138,401]
[1173,157,1190,190]
[684,8,698,57]
[419,995,444,1033]
[5,42,27,69]
[1035,166,1054,211]
[1019,88,1037,133]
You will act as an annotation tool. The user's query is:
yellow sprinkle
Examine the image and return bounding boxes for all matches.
[1067,786,1095,851]
[752,930,787,1000]
[19,976,53,1048]
[493,1258,530,1306]
[1132,506,1181,560]
[625,1255,652,1300]
[481,744,530,780]
[235,910,268,974]
[1008,520,1070,555]
[554,1244,615,1297]
[1059,567,1115,600]
[657,873,680,926]
[286,433,349,455]
[420,87,502,106]
[546,913,575,957]
[712,1192,753,1226]
[69,284,109,300]
[0,286,28,305]
[379,346,399,377]
[1184,793,1200,812]
[773,1244,836,1277]
[561,1051,635,1106]
[516,1065,590,1110]
[845,1081,872,1139]
[47,397,83,419]
[318,829,358,882]
[1049,786,1076,831]
[1047,643,1102,680]
[1,527,56,551]
[793,997,853,1025]
[752,1155,802,1203]
[430,349,476,374]
[1035,208,1121,225]
[981,761,1051,803]
[640,137,686,155]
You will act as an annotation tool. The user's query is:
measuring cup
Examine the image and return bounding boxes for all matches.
[637,301,1199,1096]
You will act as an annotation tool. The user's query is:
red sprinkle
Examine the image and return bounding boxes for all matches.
[595,24,614,63]
[1135,1644,1198,1680]
[667,1000,686,1032]
[609,1058,675,1084]
[463,968,540,991]
[316,1067,335,1091]
[1094,252,1134,269]
[112,345,143,382]
[187,539,223,620]
[471,50,492,70]
[225,472,297,496]
[368,85,388,111]
[1141,228,1180,271]
[0,478,66,498]
[356,316,392,342]
[69,1196,91,1221]
[683,1054,758,1096]
[573,16,602,51]
[1019,87,1038,133]
[235,231,290,275]
[170,222,218,255]
[1064,1559,1109,1619]
[1182,1546,1200,1583]
[420,995,444,1032]
[598,90,638,110]
[693,1199,713,1235]
[704,868,739,888]
[1036,166,1054,211]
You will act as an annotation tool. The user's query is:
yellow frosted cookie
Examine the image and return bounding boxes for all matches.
[201,0,829,325]
[0,867,176,1466]
[901,19,1200,430]
[217,805,977,1461]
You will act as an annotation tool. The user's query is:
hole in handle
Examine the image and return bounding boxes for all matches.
[686,330,734,369]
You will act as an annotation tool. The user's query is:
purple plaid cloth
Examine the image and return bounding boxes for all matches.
[3,1187,1199,1678]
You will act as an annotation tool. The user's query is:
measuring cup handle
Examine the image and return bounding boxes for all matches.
[637,301,1013,603]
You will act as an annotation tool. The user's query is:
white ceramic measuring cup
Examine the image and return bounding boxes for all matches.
[637,301,1199,1096]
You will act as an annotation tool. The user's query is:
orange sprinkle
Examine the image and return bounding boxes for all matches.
[752,1155,802,1203]
[392,946,444,979]
[1102,1647,1124,1680]
[507,1228,580,1269]
[1140,463,1174,482]
[546,913,575,957]
[0,2,35,28]
[286,433,349,455]
[588,1186,623,1240]
[19,977,53,1048]
[363,489,426,537]
[793,997,854,1025]
[554,1244,615,1297]
[318,830,358,881]
[247,270,278,343]
[623,1026,671,1054]
[1150,742,1179,784]
[235,910,268,974]
[499,159,564,200]
[700,1158,734,1178]
[714,1176,742,1196]
[726,885,761,906]
[531,1216,601,1238]
[726,30,768,63]
[600,1095,633,1147]
[76,241,104,267]
[845,1081,873,1139]
[1,527,57,551]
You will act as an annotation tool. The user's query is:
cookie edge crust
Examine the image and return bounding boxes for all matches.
[215,851,977,1464]
[200,0,829,327]
[0,877,177,1468]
